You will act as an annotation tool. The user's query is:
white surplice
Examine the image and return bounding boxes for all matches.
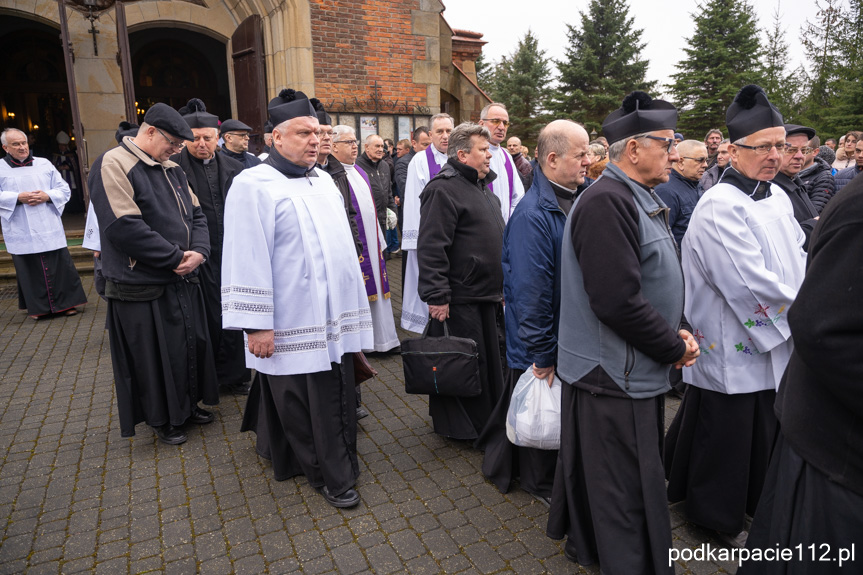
[681,182,807,394]
[488,144,524,223]
[400,145,447,332]
[0,158,70,254]
[343,163,399,352]
[221,165,373,376]
[82,201,101,251]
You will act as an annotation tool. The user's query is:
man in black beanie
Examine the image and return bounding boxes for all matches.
[665,85,807,547]
[547,92,699,573]
[88,103,219,445]
[173,98,251,395]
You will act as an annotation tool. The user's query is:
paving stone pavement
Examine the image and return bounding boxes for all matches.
[0,257,740,574]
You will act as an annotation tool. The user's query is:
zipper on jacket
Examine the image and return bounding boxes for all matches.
[481,186,505,235]
[624,344,634,390]
[164,167,191,248]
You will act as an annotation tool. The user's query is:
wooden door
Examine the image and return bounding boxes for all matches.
[231,15,267,154]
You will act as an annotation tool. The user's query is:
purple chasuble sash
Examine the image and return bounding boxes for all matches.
[426,145,443,180]
[348,165,391,301]
[488,148,515,210]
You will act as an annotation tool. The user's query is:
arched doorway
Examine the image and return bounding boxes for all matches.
[129,27,230,124]
[0,15,73,160]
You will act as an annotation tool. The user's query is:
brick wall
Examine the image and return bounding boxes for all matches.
[308,0,429,109]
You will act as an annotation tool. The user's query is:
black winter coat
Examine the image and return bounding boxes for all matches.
[797,156,835,213]
[417,159,506,305]
[356,152,396,230]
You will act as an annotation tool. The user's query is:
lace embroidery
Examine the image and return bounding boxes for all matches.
[402,230,418,241]
[222,301,274,314]
[401,309,429,327]
[221,284,274,297]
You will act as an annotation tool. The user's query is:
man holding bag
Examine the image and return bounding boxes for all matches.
[476,120,592,502]
[417,122,506,441]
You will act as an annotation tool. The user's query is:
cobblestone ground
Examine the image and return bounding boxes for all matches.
[0,256,739,574]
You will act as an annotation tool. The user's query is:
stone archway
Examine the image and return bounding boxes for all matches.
[0,15,73,159]
[129,27,231,123]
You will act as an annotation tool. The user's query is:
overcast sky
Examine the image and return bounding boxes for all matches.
[441,0,818,95]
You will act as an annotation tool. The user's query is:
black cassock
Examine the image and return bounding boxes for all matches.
[425,302,506,442]
[241,356,359,495]
[547,384,674,575]
[107,279,219,437]
[14,248,87,316]
[174,150,250,388]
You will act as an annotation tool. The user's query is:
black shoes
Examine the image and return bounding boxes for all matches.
[188,407,214,424]
[220,381,252,395]
[319,486,360,508]
[356,406,370,420]
[153,424,187,445]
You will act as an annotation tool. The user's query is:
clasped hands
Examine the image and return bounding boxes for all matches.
[173,251,205,276]
[674,329,700,369]
[18,191,50,206]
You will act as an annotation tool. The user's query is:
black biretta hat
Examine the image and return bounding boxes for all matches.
[602,91,678,145]
[263,121,274,135]
[179,98,219,130]
[726,85,784,142]
[784,124,816,140]
[268,89,317,127]
[143,103,194,141]
[219,119,253,134]
[310,98,332,126]
[115,121,139,143]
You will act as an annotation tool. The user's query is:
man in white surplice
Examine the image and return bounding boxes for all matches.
[330,125,399,353]
[478,103,525,222]
[401,113,453,333]
[221,89,373,509]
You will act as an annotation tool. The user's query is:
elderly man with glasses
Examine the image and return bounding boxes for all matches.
[478,103,524,222]
[220,119,261,169]
[88,103,219,446]
[771,124,820,250]
[665,85,807,548]
[655,139,710,248]
[547,91,699,574]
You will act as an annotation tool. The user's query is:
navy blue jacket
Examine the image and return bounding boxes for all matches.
[502,167,567,371]
[654,168,700,247]
[834,164,862,192]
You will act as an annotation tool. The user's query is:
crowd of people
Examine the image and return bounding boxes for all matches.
[1,80,860,572]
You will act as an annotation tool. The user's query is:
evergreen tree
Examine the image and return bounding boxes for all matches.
[821,0,863,133]
[491,30,552,141]
[475,52,497,96]
[668,0,764,137]
[761,5,799,121]
[797,0,844,130]
[553,0,653,134]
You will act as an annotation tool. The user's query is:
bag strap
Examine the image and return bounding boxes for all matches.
[422,315,449,338]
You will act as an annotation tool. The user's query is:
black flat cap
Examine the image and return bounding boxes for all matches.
[310,98,332,126]
[268,89,316,127]
[143,103,194,141]
[179,98,219,130]
[726,85,784,142]
[602,91,678,145]
[220,119,253,134]
[115,121,139,143]
[784,124,816,140]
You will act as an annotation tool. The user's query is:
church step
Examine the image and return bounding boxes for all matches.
[0,245,94,279]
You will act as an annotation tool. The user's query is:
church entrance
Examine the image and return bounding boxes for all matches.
[129,27,230,125]
[0,14,74,160]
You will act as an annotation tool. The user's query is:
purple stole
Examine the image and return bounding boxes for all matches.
[348,165,391,301]
[426,145,443,180]
[488,148,515,211]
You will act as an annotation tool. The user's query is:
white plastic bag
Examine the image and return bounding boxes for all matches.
[505,370,561,450]
[386,208,398,230]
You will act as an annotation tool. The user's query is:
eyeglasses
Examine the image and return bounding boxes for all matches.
[735,142,786,155]
[335,139,358,146]
[317,129,334,138]
[682,156,708,164]
[640,135,677,153]
[784,145,814,155]
[482,118,511,128]
[156,128,183,150]
[224,132,250,139]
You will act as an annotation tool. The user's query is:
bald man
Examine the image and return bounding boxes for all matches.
[655,139,709,247]
[507,136,533,189]
[479,120,591,502]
